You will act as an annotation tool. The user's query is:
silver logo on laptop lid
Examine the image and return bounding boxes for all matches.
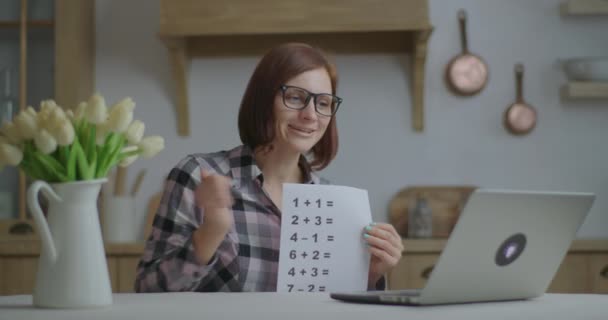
[495,233,526,266]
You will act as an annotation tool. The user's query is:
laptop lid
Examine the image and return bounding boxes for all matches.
[416,189,595,305]
[330,189,595,305]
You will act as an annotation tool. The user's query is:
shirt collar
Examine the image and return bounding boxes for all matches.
[228,145,321,186]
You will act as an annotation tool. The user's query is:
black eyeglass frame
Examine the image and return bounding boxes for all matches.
[279,85,342,117]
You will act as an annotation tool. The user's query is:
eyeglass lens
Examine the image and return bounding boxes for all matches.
[283,86,339,116]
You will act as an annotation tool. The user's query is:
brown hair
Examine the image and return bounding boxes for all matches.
[238,43,339,170]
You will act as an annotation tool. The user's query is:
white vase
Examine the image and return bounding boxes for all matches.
[27,179,113,308]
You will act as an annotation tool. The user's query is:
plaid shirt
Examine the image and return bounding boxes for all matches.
[135,145,385,292]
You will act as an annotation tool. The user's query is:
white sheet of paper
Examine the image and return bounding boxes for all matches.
[277,183,372,293]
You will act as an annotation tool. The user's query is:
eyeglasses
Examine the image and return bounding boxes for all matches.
[279,85,342,117]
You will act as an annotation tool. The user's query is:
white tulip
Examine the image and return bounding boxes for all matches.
[34,129,58,155]
[26,106,37,118]
[138,136,164,158]
[37,100,59,129]
[86,94,108,124]
[44,117,61,138]
[125,120,145,144]
[53,120,75,146]
[66,109,75,121]
[50,107,67,123]
[95,122,109,146]
[40,99,58,109]
[118,145,139,167]
[107,98,135,133]
[74,102,87,121]
[14,111,38,140]
[0,142,23,166]
[39,100,58,117]
[0,121,22,144]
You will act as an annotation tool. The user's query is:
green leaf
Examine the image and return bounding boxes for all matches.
[98,133,126,177]
[66,139,78,180]
[32,152,67,182]
[20,161,42,181]
[74,139,91,180]
[87,155,97,179]
[60,145,70,165]
[34,151,67,174]
[85,125,96,163]
[77,121,87,148]
[117,149,140,161]
[96,133,116,177]
[103,135,126,177]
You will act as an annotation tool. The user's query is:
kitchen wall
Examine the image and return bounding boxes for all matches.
[95,0,608,240]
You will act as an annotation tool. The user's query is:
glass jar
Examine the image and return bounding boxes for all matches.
[408,196,433,238]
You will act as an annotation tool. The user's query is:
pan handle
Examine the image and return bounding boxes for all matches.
[515,63,524,102]
[458,9,469,54]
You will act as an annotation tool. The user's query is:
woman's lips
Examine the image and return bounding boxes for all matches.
[289,125,315,134]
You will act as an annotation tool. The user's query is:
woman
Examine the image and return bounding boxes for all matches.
[135,43,403,292]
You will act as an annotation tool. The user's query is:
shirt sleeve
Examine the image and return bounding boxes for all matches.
[134,157,240,292]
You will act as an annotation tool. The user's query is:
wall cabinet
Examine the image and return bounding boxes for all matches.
[388,239,608,294]
[0,0,94,233]
[0,242,143,295]
[1,239,606,295]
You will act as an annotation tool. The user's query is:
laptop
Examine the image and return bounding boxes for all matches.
[330,189,595,305]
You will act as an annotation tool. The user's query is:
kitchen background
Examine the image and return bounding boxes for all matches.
[2,0,608,240]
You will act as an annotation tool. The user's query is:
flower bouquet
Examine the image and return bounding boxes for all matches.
[0,93,164,181]
[0,93,164,308]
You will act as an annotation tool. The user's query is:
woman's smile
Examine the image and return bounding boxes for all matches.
[288,124,315,135]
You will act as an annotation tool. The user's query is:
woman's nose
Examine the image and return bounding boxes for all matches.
[300,98,317,120]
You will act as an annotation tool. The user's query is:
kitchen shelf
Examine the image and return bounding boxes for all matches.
[0,20,54,28]
[159,0,433,136]
[561,82,608,99]
[560,0,608,15]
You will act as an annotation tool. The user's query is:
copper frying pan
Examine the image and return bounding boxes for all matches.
[504,64,537,135]
[446,10,489,96]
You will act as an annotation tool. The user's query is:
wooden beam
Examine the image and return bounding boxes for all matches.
[55,0,95,109]
[411,28,433,132]
[560,0,608,15]
[188,32,413,57]
[159,0,430,36]
[163,37,190,137]
[18,0,28,221]
[561,82,608,99]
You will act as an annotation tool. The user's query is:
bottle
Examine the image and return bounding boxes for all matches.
[408,195,433,238]
[0,67,15,124]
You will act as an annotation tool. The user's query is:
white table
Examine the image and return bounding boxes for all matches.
[0,293,606,320]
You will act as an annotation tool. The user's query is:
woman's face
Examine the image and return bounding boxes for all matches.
[272,68,333,155]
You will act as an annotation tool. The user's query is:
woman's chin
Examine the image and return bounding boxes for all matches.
[276,133,320,155]
[285,139,316,155]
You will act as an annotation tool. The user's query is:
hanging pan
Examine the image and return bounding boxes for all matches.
[446,9,489,96]
[504,63,537,135]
